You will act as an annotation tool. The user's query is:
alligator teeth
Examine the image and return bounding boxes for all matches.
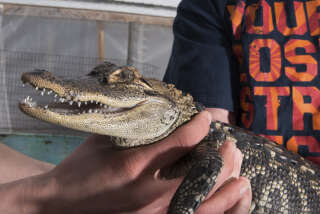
[22,96,37,107]
[22,84,122,115]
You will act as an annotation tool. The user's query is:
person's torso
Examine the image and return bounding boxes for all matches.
[226,0,320,164]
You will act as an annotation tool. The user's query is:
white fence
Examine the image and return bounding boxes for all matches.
[0,0,180,17]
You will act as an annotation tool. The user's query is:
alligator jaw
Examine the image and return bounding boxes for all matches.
[19,70,144,122]
[18,67,191,145]
[19,95,178,143]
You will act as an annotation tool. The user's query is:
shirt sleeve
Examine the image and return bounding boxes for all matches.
[163,0,238,112]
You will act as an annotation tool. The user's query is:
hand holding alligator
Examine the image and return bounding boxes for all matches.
[0,111,251,214]
[50,111,251,214]
[17,62,320,213]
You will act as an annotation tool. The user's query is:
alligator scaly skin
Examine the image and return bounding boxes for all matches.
[168,121,320,213]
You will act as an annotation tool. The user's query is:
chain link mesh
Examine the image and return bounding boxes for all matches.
[0,50,159,136]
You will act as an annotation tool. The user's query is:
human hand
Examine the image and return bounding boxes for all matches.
[0,111,251,214]
[43,111,214,213]
[48,110,251,214]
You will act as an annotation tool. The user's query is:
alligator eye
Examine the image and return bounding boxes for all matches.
[140,78,153,88]
[108,66,141,84]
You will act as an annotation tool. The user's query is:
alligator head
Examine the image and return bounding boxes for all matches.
[19,62,198,147]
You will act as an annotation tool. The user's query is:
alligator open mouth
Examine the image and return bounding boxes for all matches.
[18,69,145,118]
[20,83,128,116]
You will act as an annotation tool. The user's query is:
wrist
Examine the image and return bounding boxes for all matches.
[0,173,60,214]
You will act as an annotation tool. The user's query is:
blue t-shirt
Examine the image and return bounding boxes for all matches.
[164,0,320,165]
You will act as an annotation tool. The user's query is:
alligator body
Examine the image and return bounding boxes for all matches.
[19,62,320,213]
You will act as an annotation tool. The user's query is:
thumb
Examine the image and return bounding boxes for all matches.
[140,111,212,169]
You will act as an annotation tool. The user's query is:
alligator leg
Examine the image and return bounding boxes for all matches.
[167,142,223,214]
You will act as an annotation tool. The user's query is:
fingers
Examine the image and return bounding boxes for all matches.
[197,177,252,214]
[208,141,243,195]
[205,107,231,124]
[140,111,212,169]
[225,178,252,214]
[159,110,212,149]
[197,142,252,214]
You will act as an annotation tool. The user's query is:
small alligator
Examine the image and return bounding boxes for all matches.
[19,62,320,214]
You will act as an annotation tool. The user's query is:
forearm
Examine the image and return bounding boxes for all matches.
[0,143,54,184]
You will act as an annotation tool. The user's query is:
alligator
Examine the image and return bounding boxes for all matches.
[19,62,320,214]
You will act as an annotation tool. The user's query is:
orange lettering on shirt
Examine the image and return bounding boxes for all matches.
[305,0,320,36]
[254,87,290,131]
[246,0,274,35]
[227,0,246,39]
[274,1,308,36]
[249,39,281,82]
[287,136,320,165]
[260,134,283,145]
[292,87,320,131]
[285,39,318,82]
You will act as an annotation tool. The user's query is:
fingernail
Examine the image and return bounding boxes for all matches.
[154,169,162,180]
[206,111,212,124]
[239,177,250,196]
[231,149,242,179]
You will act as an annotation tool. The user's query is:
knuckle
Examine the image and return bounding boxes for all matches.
[235,149,244,165]
[224,162,235,178]
[118,153,142,179]
[175,125,204,147]
[172,129,192,148]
